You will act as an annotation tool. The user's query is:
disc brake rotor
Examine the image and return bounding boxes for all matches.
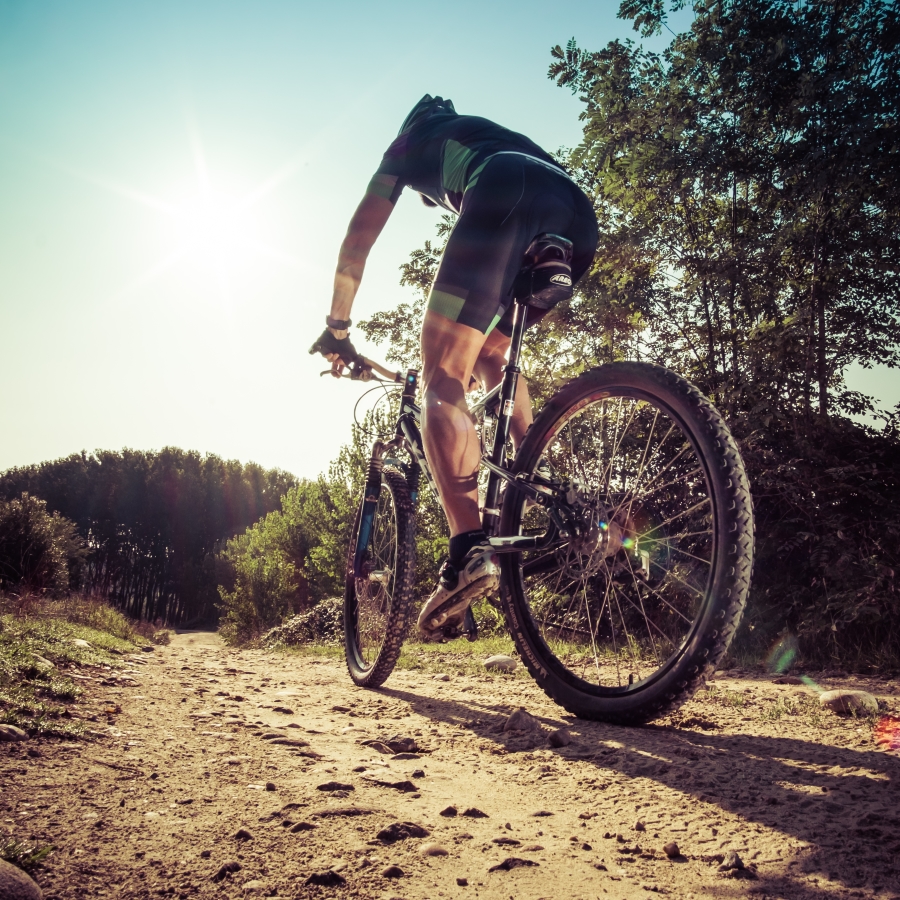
[557,485,636,579]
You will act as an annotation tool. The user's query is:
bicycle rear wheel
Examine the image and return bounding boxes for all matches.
[344,466,416,687]
[499,362,754,723]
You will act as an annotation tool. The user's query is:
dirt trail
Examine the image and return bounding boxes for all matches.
[2,632,899,900]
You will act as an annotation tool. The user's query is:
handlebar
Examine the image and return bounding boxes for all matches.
[318,355,403,383]
[309,333,403,384]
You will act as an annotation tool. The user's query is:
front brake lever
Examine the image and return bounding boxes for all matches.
[319,360,374,381]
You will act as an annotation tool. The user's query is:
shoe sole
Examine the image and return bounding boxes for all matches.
[417,573,499,642]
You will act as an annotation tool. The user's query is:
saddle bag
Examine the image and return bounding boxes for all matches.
[513,233,575,310]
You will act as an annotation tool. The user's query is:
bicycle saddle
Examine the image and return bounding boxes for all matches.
[513,233,574,310]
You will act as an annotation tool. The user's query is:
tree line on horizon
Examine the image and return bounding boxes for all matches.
[0,448,296,624]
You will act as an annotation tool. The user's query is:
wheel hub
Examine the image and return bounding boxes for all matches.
[559,485,634,578]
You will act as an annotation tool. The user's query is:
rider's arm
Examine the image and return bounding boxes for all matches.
[328,191,395,340]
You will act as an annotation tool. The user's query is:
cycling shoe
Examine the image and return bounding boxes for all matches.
[417,544,500,642]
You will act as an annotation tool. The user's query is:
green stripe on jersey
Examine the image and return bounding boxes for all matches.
[441,140,478,197]
[366,173,399,202]
[485,312,503,335]
[465,157,491,193]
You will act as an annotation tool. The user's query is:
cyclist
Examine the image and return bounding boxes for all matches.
[313,94,598,641]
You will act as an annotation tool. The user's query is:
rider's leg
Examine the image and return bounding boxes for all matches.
[473,328,533,448]
[420,309,488,539]
[418,309,503,640]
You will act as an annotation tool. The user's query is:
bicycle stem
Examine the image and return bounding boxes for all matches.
[481,297,529,536]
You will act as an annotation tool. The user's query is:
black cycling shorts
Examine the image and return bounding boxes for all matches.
[426,153,598,336]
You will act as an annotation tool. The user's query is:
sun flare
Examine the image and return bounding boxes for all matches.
[171,189,261,275]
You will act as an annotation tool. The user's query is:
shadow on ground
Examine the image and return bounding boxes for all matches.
[380,682,900,896]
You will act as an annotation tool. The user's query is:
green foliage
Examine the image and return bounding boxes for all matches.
[218,477,352,645]
[0,493,85,595]
[0,449,296,624]
[549,0,899,420]
[737,416,900,667]
[0,595,144,737]
[46,594,150,643]
[0,838,53,874]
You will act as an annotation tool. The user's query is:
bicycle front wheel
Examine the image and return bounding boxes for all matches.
[344,466,416,687]
[500,362,754,723]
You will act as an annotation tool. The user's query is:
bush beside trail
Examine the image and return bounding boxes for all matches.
[261,596,343,647]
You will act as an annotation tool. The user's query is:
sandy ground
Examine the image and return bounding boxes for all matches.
[2,631,899,900]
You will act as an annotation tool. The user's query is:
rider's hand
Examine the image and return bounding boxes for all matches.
[309,328,360,377]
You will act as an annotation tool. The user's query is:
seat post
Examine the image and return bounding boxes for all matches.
[481,298,529,535]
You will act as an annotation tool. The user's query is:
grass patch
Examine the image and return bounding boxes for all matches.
[272,632,530,679]
[0,595,147,738]
[0,838,53,874]
[397,636,527,678]
[756,691,848,729]
[704,684,750,709]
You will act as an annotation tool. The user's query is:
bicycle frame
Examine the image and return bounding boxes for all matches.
[351,297,564,581]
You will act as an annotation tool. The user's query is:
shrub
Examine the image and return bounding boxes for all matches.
[217,477,352,645]
[262,597,343,647]
[0,494,84,595]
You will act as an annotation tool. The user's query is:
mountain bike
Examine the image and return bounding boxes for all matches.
[316,239,754,724]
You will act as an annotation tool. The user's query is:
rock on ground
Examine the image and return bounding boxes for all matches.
[0,725,28,742]
[819,689,878,715]
[0,860,43,900]
[504,708,540,732]
[484,654,517,671]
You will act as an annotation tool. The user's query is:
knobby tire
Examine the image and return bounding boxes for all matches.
[344,466,416,687]
[499,362,754,723]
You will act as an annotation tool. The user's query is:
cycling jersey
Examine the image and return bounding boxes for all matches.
[366,112,598,336]
[367,113,565,213]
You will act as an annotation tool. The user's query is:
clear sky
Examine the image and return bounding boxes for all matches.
[1,0,896,479]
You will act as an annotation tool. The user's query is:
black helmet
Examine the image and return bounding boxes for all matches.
[398,94,456,136]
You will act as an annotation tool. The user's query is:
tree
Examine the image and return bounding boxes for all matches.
[0,449,296,622]
[0,493,85,595]
[549,0,899,420]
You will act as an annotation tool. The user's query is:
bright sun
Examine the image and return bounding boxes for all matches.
[72,129,305,302]
[172,190,261,275]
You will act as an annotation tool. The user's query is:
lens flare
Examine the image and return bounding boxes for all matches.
[874,716,900,754]
[765,634,798,674]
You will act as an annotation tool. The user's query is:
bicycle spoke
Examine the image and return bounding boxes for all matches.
[515,389,718,693]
